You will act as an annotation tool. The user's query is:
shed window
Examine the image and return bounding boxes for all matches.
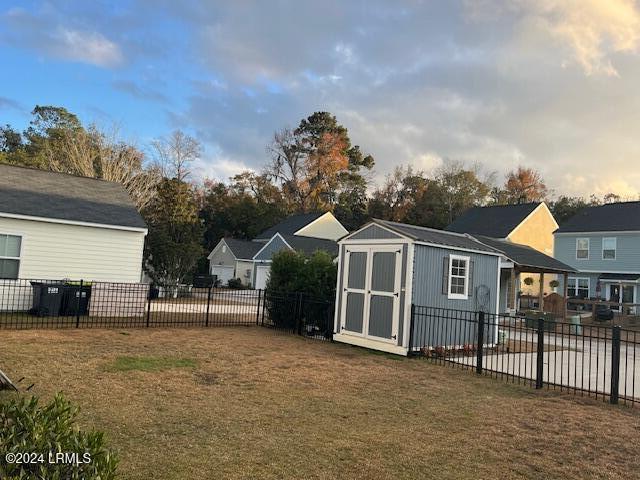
[0,234,22,280]
[568,277,589,299]
[448,255,469,300]
[602,237,616,260]
[576,238,589,259]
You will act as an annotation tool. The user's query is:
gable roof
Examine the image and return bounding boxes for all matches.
[372,220,499,254]
[282,235,338,256]
[255,212,324,240]
[555,201,640,233]
[0,163,146,230]
[445,203,541,238]
[474,236,577,274]
[222,238,263,260]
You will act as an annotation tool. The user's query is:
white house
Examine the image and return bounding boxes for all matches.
[0,164,147,282]
[207,212,346,289]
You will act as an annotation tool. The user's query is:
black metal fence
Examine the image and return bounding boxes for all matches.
[409,305,640,407]
[0,279,335,342]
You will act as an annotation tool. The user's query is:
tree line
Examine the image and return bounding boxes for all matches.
[1,106,632,287]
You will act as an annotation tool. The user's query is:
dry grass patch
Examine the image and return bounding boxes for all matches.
[1,327,639,480]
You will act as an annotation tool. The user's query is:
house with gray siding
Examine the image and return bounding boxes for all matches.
[554,201,640,311]
[334,219,575,356]
[207,212,346,288]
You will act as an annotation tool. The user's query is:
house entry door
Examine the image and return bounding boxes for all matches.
[341,246,402,343]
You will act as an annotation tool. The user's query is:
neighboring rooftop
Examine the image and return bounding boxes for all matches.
[255,212,324,240]
[445,203,541,238]
[375,219,498,253]
[475,236,577,274]
[0,163,146,229]
[221,238,263,260]
[282,235,338,256]
[555,201,640,233]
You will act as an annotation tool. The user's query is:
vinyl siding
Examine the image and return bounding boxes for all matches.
[235,260,255,286]
[208,240,237,271]
[294,212,348,240]
[253,235,291,261]
[0,216,144,282]
[554,233,640,273]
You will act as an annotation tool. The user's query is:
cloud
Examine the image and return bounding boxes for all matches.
[112,80,168,103]
[2,6,123,68]
[0,96,22,111]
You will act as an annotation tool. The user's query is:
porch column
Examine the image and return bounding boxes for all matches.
[539,272,545,313]
[511,268,519,312]
[563,272,569,320]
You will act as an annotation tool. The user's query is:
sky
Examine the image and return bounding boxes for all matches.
[1,0,640,198]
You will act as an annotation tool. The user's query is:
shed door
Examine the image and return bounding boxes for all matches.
[341,246,402,343]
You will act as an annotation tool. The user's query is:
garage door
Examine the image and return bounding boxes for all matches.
[211,266,235,286]
[255,265,271,290]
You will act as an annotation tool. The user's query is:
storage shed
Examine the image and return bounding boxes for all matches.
[333,220,503,355]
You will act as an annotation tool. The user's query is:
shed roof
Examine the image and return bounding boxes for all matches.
[445,203,541,238]
[372,220,499,254]
[255,212,324,239]
[555,201,640,233]
[223,238,263,260]
[474,236,577,274]
[0,163,146,229]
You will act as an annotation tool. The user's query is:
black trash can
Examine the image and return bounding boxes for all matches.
[61,283,92,316]
[30,282,64,317]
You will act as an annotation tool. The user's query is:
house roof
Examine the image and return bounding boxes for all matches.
[474,236,577,274]
[445,203,541,238]
[222,238,263,260]
[0,163,146,229]
[282,235,338,256]
[374,220,499,254]
[255,212,325,239]
[555,201,640,233]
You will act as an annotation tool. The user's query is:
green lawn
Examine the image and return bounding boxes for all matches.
[1,327,639,479]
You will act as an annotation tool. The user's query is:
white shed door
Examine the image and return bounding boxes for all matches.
[211,266,234,285]
[341,246,402,343]
[255,265,271,290]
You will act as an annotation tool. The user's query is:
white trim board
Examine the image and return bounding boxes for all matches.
[333,333,408,356]
[555,230,640,236]
[0,212,147,234]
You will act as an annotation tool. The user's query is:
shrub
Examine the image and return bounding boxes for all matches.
[0,394,118,480]
[265,250,337,329]
[523,277,535,286]
[227,278,243,289]
[549,279,560,289]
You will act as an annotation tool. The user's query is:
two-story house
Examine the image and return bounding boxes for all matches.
[554,201,640,310]
[207,212,346,289]
[446,202,560,304]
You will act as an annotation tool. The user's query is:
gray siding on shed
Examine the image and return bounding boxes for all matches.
[209,241,236,268]
[349,224,404,240]
[411,244,499,311]
[253,235,290,261]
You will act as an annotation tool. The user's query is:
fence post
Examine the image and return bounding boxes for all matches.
[75,279,83,328]
[295,293,304,336]
[255,289,262,326]
[536,318,545,389]
[476,311,485,375]
[205,285,212,327]
[146,288,151,328]
[407,304,415,356]
[610,325,621,405]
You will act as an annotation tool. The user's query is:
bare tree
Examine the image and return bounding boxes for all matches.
[152,130,202,181]
[266,127,309,211]
[43,125,161,210]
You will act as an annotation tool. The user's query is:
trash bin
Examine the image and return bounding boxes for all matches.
[61,283,92,316]
[569,315,583,335]
[30,282,64,317]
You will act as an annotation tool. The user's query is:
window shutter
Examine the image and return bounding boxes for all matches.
[468,260,475,297]
[442,256,449,295]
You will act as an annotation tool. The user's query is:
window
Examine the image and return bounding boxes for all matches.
[448,255,469,299]
[576,238,589,259]
[567,277,589,299]
[602,237,617,260]
[0,234,22,280]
